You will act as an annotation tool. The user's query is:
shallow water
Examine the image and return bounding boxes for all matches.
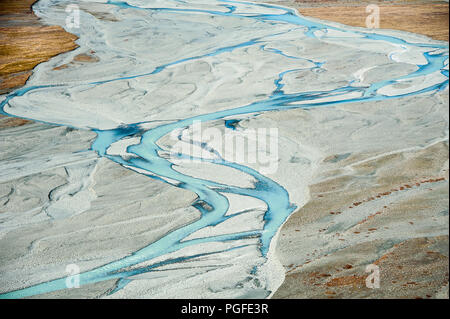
[0,0,448,298]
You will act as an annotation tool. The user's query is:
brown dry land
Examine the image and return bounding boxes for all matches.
[296,0,449,41]
[274,145,449,298]
[0,0,77,127]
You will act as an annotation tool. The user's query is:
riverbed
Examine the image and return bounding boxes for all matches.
[0,0,448,298]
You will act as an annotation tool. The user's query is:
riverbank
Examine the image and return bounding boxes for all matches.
[272,121,449,298]
[0,0,77,128]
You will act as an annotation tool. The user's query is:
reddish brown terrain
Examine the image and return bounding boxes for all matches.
[295,0,449,41]
[0,0,77,127]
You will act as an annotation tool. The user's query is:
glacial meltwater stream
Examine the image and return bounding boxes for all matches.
[0,0,448,298]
